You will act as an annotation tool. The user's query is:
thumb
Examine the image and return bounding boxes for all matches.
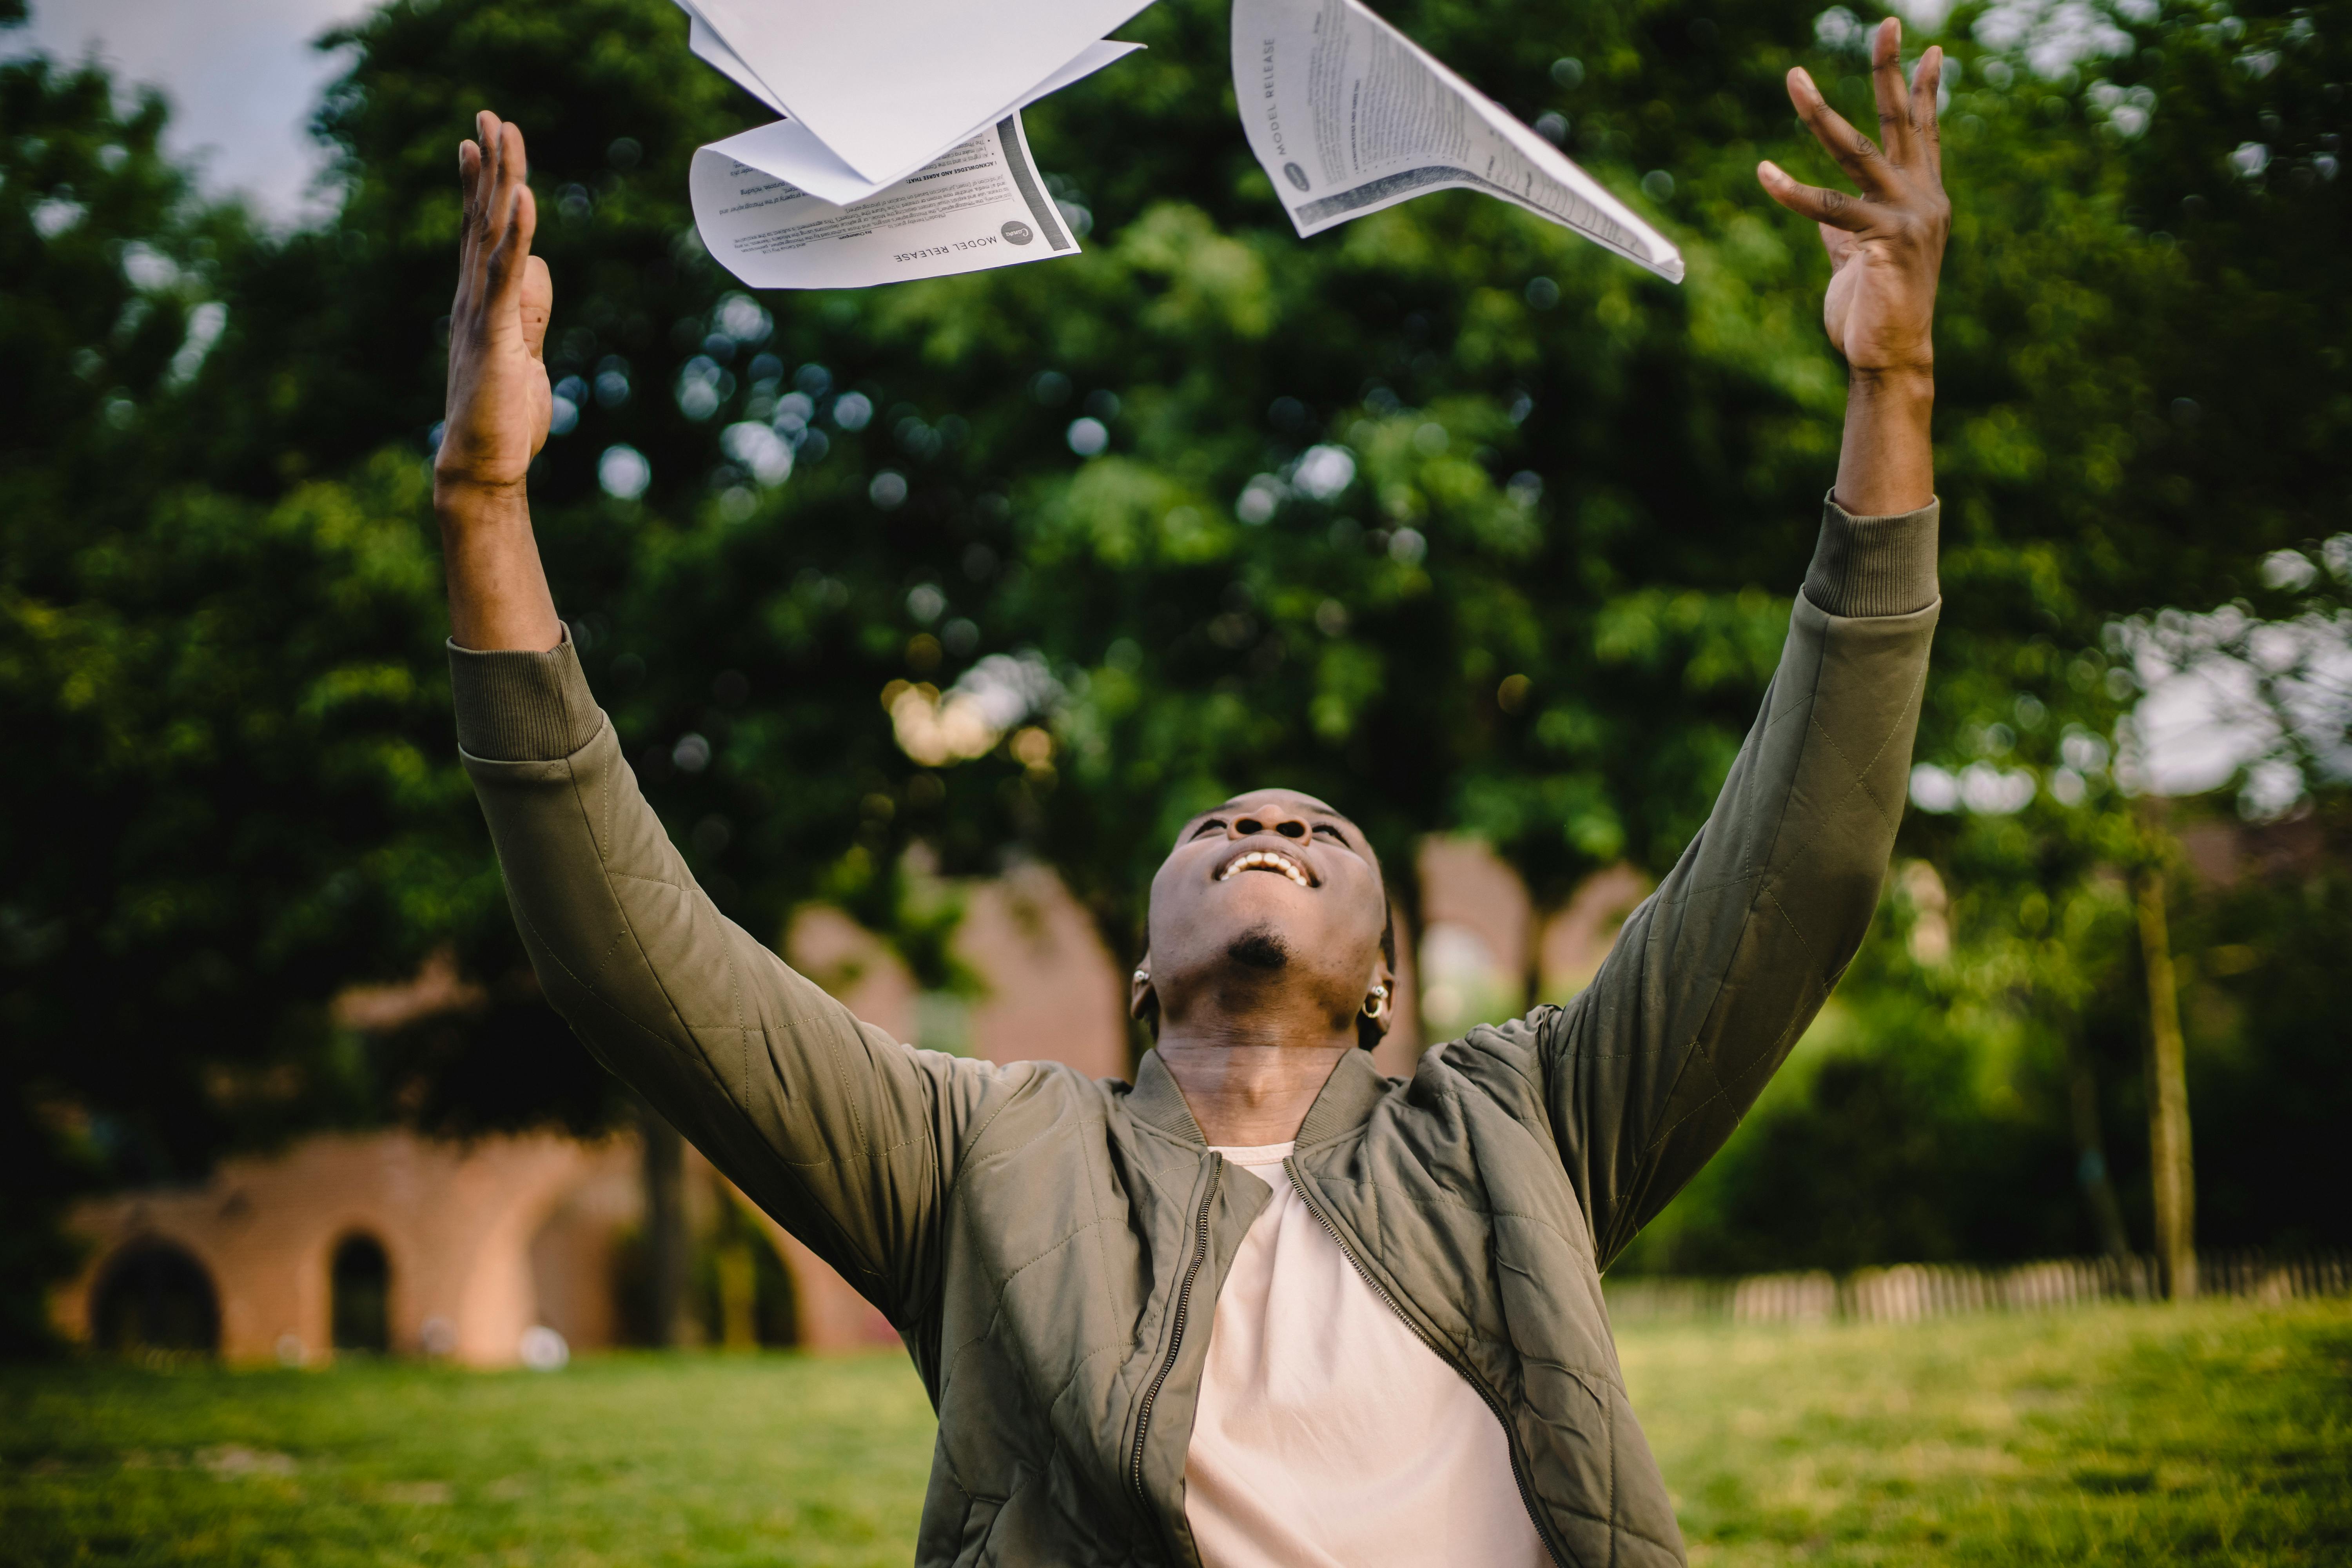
[520,254,554,361]
[1818,222,1857,267]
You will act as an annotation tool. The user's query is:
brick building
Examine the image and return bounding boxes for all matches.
[56,851,1640,1365]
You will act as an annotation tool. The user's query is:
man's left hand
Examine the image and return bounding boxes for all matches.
[1759,18,1949,382]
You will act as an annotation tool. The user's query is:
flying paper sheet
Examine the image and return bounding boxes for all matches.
[702,40,1143,210]
[693,114,1078,290]
[1231,0,1683,282]
[686,11,786,115]
[688,0,1154,183]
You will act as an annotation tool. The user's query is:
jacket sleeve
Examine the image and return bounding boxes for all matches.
[1542,494,1940,1267]
[449,632,1000,1327]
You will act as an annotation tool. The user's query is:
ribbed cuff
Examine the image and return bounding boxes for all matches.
[447,627,603,761]
[1802,492,1940,618]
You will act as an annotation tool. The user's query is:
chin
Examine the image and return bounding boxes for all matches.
[1225,924,1290,971]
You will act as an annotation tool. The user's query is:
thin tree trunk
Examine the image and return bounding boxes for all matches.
[2136,866,2198,1301]
[638,1097,696,1346]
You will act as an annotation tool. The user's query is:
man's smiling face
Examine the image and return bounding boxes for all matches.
[1139,789,1392,1044]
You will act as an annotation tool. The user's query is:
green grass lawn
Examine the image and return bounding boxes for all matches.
[2,1299,2345,1566]
[1621,1299,2352,1566]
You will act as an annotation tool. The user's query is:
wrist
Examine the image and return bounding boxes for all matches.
[433,470,531,530]
[1847,363,1936,399]
[1833,363,1936,519]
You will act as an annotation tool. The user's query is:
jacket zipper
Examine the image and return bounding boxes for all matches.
[1129,1155,1223,1528]
[1285,1162,1570,1568]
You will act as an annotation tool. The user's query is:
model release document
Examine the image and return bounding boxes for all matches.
[691,114,1078,290]
[688,0,1151,183]
[689,34,1140,210]
[1231,0,1683,281]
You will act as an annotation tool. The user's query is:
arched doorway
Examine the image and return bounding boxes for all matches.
[330,1233,391,1354]
[92,1240,219,1355]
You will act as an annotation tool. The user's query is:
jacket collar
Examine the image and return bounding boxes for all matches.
[1293,1049,1391,1147]
[1128,1047,1390,1150]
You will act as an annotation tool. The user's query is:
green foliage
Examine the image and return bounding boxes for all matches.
[4,0,2350,1334]
[0,57,611,1348]
[0,62,437,1342]
[2168,802,2352,1254]
[1619,992,2080,1274]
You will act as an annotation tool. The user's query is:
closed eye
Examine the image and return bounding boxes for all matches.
[1312,822,1347,843]
[1191,818,1227,839]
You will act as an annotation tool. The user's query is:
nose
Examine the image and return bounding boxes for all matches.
[1229,806,1309,841]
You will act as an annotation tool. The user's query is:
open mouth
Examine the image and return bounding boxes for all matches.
[1217,848,1314,888]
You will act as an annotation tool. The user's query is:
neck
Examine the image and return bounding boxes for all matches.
[1154,1038,1351,1146]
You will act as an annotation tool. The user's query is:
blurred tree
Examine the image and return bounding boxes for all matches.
[2174,800,2352,1254]
[0,53,608,1350]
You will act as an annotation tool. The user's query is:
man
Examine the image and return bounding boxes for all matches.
[436,19,1947,1565]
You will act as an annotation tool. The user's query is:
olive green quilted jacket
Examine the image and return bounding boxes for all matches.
[450,496,1938,1567]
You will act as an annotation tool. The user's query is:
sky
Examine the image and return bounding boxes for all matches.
[16,0,370,222]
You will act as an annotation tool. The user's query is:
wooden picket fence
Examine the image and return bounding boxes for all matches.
[1602,1249,2352,1327]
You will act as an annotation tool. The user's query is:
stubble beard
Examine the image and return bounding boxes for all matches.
[1224,923,1291,971]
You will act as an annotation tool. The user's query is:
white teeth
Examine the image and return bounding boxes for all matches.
[1218,849,1310,887]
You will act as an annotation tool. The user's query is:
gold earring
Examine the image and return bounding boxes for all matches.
[1361,984,1387,1018]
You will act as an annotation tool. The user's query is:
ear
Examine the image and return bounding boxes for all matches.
[1129,965,1156,1025]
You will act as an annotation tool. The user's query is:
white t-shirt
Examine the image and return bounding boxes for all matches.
[1183,1143,1549,1568]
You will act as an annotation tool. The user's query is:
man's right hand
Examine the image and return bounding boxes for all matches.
[437,112,554,498]
[436,111,563,653]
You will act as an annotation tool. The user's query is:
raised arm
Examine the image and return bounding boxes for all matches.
[1760,16,1947,516]
[1531,22,1949,1263]
[436,114,997,1329]
[435,113,563,653]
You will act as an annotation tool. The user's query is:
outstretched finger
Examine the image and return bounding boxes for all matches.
[1786,66,1895,196]
[454,137,485,300]
[1757,160,1871,232]
[1869,17,1915,166]
[454,137,482,240]
[1910,45,1945,181]
[458,136,483,221]
[486,180,540,328]
[475,120,533,318]
[476,111,514,252]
